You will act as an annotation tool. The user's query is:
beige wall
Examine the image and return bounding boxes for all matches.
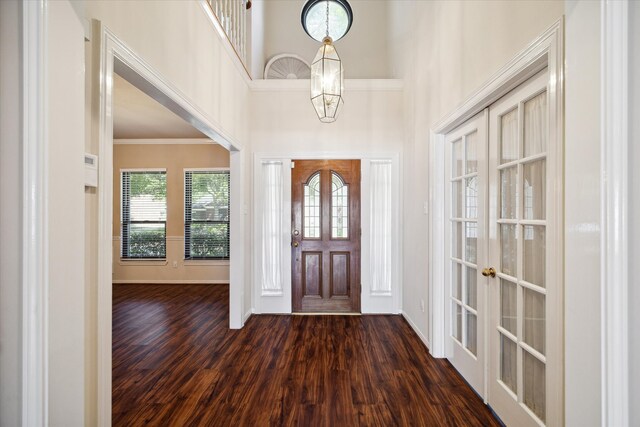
[0,1,22,424]
[112,143,230,283]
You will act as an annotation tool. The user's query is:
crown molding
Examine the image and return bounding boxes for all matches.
[250,78,404,92]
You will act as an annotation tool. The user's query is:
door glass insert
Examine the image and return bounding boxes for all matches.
[523,225,546,287]
[303,172,321,238]
[331,172,349,238]
[523,160,546,220]
[466,312,477,355]
[453,221,462,259]
[500,224,517,277]
[500,279,517,335]
[453,303,462,341]
[465,177,478,219]
[466,131,478,173]
[453,263,462,300]
[500,167,518,219]
[453,138,463,176]
[500,334,518,394]
[465,222,477,263]
[523,351,546,422]
[466,266,477,309]
[524,91,548,157]
[453,181,463,218]
[500,108,519,164]
[523,289,546,354]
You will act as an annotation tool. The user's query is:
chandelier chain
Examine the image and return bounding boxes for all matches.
[326,0,329,38]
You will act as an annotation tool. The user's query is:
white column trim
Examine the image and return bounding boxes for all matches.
[600,1,630,425]
[22,0,49,425]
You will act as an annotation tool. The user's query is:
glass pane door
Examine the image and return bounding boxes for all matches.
[446,111,487,396]
[488,70,552,427]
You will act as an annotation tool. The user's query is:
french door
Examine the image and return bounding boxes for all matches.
[446,70,561,426]
[445,111,488,397]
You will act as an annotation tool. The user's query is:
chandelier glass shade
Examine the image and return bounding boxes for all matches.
[310,37,344,123]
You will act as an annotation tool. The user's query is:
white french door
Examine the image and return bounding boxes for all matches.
[487,70,559,427]
[445,111,488,397]
[445,69,561,426]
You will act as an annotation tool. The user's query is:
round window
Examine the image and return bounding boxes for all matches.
[301,0,353,43]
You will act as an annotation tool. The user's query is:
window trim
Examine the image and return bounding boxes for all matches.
[184,167,231,260]
[120,168,168,260]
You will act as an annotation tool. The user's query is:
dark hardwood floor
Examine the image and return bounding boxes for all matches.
[113,284,500,427]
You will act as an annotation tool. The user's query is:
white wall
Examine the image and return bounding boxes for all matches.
[47,1,87,425]
[630,1,640,424]
[391,0,564,355]
[261,0,391,79]
[0,1,22,424]
[564,1,602,424]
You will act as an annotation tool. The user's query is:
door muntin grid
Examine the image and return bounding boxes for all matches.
[496,89,548,424]
[303,172,321,239]
[450,131,479,357]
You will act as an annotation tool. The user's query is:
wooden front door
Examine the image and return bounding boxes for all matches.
[291,160,361,313]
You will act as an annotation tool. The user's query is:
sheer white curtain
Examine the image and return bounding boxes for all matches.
[370,160,392,294]
[261,161,283,294]
[519,92,547,421]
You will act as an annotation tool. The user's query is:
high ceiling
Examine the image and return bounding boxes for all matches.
[113,74,207,140]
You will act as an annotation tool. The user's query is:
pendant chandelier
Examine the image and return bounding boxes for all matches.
[301,0,353,123]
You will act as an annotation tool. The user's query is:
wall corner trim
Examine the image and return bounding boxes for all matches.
[600,1,630,425]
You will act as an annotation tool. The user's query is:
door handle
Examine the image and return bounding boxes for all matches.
[482,267,496,278]
[292,241,299,247]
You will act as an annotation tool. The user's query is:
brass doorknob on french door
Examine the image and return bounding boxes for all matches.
[482,267,496,278]
[292,241,299,247]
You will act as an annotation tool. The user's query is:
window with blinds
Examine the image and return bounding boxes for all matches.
[185,170,230,259]
[121,171,167,259]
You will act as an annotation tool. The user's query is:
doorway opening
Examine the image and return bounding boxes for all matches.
[95,25,245,425]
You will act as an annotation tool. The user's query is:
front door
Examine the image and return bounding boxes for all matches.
[291,160,361,312]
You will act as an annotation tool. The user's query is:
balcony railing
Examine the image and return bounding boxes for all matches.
[207,0,248,67]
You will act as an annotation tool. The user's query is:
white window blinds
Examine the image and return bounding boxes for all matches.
[121,171,167,259]
[184,170,230,259]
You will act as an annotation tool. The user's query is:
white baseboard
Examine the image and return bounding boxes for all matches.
[401,310,431,351]
[112,279,228,285]
[243,308,253,323]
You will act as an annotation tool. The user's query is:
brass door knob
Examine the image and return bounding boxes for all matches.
[482,267,496,278]
[292,241,299,247]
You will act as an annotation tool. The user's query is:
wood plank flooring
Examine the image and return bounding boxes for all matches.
[113,284,501,426]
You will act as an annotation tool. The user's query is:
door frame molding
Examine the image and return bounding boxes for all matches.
[428,18,564,424]
[600,0,630,425]
[252,151,402,315]
[21,0,49,424]
[94,22,245,427]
